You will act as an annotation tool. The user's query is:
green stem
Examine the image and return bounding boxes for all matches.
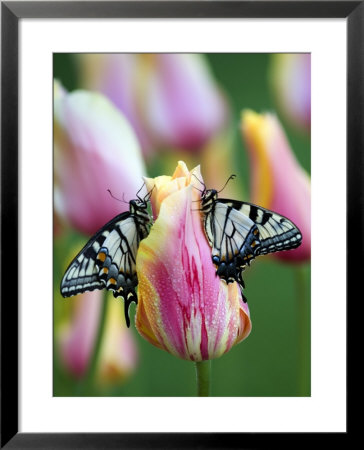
[195,360,211,396]
[83,291,109,393]
[295,265,310,396]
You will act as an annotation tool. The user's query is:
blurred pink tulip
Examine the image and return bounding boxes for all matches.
[58,289,138,383]
[270,54,311,133]
[135,161,251,362]
[54,81,146,235]
[58,291,100,378]
[144,54,228,151]
[77,54,154,157]
[77,54,228,154]
[241,110,311,262]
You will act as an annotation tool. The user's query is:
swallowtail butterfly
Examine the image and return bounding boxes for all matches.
[60,189,152,327]
[199,175,302,302]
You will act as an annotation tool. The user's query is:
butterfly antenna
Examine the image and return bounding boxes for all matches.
[136,181,147,201]
[192,174,207,195]
[107,189,129,204]
[145,184,155,201]
[217,174,237,194]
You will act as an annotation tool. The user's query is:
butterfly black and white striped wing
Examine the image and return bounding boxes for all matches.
[204,202,258,267]
[203,198,302,298]
[60,211,149,327]
[223,200,302,255]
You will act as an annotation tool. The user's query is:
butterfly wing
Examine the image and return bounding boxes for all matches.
[204,198,302,299]
[60,212,130,298]
[204,203,257,263]
[96,215,149,327]
[219,199,302,255]
[204,202,259,289]
[61,211,149,327]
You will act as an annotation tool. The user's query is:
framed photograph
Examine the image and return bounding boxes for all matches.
[1,1,358,447]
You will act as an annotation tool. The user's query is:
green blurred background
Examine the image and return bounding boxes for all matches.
[54,53,310,397]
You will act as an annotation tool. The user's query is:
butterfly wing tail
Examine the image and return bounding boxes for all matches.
[113,287,138,328]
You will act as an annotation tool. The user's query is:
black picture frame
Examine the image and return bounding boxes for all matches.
[1,1,358,448]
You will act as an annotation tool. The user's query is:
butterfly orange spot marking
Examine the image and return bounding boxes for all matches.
[97,252,106,262]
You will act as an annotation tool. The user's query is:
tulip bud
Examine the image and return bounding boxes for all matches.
[241,110,311,262]
[270,54,311,133]
[144,54,228,151]
[57,289,138,383]
[54,81,146,235]
[77,54,154,157]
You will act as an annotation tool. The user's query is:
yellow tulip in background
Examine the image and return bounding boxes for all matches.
[241,110,311,262]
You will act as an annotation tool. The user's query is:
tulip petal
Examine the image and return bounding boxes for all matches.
[97,298,138,383]
[270,54,311,133]
[242,110,311,261]
[77,54,155,157]
[58,291,101,378]
[57,290,138,383]
[144,54,227,151]
[54,86,146,235]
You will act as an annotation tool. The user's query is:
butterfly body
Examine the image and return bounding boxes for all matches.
[60,195,152,327]
[201,187,302,301]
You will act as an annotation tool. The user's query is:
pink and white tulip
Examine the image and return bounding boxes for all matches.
[77,54,154,157]
[241,110,311,262]
[270,54,311,133]
[144,54,228,151]
[58,289,138,383]
[58,290,100,378]
[54,81,146,235]
[76,54,228,154]
[135,161,251,362]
